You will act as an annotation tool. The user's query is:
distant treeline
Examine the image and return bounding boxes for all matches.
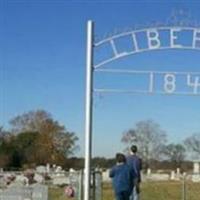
[0,110,199,171]
[66,157,194,172]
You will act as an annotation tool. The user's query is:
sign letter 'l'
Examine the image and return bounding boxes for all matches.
[84,20,94,200]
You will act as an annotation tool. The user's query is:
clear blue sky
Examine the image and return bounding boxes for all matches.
[1,0,200,157]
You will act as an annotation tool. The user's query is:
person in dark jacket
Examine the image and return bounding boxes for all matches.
[109,153,134,200]
[126,145,142,200]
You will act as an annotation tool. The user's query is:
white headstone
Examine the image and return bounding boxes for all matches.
[52,164,56,169]
[176,168,180,176]
[102,170,110,182]
[36,166,46,174]
[147,168,151,176]
[69,168,75,173]
[193,162,200,174]
[192,161,200,182]
[0,186,32,200]
[34,174,44,184]
[52,176,70,186]
[170,171,175,180]
[14,175,29,186]
[55,166,62,173]
[32,184,48,200]
[46,163,50,173]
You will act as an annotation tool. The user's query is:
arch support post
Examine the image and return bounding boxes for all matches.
[84,20,94,200]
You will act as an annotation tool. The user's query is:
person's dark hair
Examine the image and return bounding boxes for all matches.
[116,153,126,163]
[131,145,138,153]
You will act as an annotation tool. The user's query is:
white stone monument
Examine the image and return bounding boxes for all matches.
[170,171,175,180]
[36,166,46,174]
[147,168,151,176]
[193,162,200,173]
[46,163,50,174]
[192,161,200,182]
[176,168,180,176]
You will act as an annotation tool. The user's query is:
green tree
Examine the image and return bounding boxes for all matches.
[0,127,12,168]
[0,126,10,142]
[13,132,39,166]
[9,110,79,166]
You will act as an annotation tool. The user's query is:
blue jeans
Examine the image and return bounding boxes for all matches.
[129,186,140,200]
[116,191,130,200]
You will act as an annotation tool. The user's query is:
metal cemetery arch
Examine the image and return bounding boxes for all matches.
[84,20,200,200]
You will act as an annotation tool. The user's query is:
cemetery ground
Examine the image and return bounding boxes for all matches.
[49,181,200,200]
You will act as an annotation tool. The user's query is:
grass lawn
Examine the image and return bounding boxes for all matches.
[49,181,200,200]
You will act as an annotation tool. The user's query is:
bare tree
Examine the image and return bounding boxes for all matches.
[122,120,167,168]
[184,133,200,159]
[9,110,52,134]
[163,143,186,168]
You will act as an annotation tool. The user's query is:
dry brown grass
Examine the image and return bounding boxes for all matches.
[49,181,200,200]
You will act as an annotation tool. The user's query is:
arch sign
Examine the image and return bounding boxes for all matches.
[84,21,200,200]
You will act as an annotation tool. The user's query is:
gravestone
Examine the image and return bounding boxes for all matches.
[46,163,50,173]
[52,175,70,186]
[93,171,102,200]
[36,166,46,174]
[68,171,84,200]
[69,171,80,197]
[102,170,110,182]
[34,174,44,184]
[170,171,175,180]
[193,162,200,173]
[192,161,200,182]
[147,168,151,176]
[55,166,62,173]
[0,186,32,200]
[176,168,180,176]
[0,185,48,200]
[32,184,48,200]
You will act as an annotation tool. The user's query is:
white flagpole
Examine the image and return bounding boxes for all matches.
[84,20,94,200]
